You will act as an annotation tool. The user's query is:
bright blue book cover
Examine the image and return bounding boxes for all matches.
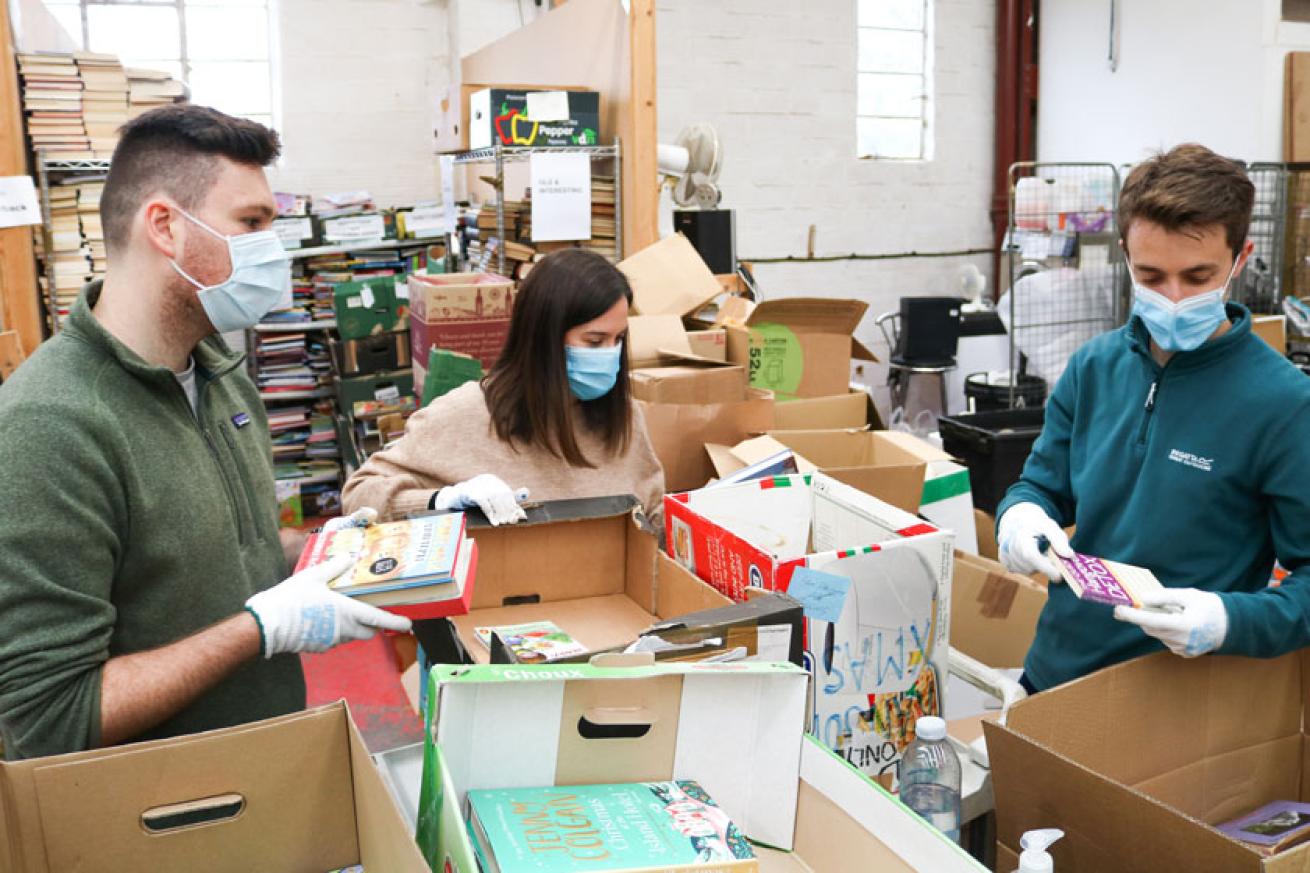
[466,780,756,872]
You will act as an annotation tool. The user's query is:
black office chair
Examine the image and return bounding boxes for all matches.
[875,297,963,416]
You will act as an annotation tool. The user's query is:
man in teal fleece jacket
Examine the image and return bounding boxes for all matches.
[997,144,1310,691]
[0,105,408,759]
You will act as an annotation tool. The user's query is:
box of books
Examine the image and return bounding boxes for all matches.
[415,495,732,668]
[408,272,515,394]
[0,702,427,872]
[664,473,954,786]
[987,649,1310,872]
[468,87,602,150]
[416,659,985,873]
[333,275,408,340]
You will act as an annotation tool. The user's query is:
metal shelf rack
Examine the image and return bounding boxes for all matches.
[34,152,113,335]
[442,139,622,276]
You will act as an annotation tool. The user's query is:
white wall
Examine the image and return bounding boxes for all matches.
[656,0,997,363]
[1038,0,1310,165]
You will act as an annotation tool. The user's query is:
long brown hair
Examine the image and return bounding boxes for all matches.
[482,249,634,467]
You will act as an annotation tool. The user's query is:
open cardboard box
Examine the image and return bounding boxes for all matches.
[722,299,878,400]
[664,472,953,784]
[416,659,986,872]
[407,271,514,395]
[418,496,732,666]
[619,233,725,319]
[0,702,426,872]
[630,362,748,405]
[986,650,1310,872]
[763,429,929,515]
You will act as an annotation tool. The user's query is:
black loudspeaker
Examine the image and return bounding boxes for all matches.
[674,209,736,274]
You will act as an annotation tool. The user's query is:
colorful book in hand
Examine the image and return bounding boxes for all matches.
[295,513,476,620]
[474,621,588,663]
[466,780,758,873]
[1217,801,1310,855]
[1057,551,1166,608]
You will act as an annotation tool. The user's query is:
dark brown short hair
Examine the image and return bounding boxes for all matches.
[101,104,281,253]
[1119,143,1254,258]
[483,249,634,468]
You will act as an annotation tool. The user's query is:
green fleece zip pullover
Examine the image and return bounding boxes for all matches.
[0,283,303,759]
[999,303,1310,690]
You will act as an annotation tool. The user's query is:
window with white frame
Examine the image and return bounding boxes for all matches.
[42,0,275,129]
[857,0,932,161]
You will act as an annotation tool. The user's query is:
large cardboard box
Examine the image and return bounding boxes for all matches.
[468,87,602,149]
[0,702,427,872]
[773,389,884,430]
[877,430,979,556]
[417,660,986,873]
[638,388,776,493]
[765,429,929,515]
[619,233,724,318]
[724,299,878,400]
[428,496,732,665]
[950,551,1045,669]
[986,650,1310,872]
[664,473,953,783]
[1253,314,1288,353]
[630,363,748,404]
[408,272,514,395]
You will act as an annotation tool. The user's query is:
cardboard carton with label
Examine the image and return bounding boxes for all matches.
[408,272,515,395]
[664,472,954,784]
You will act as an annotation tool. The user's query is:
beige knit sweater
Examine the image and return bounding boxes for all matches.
[341,382,666,527]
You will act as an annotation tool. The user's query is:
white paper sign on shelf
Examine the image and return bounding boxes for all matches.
[0,176,41,229]
[405,204,448,238]
[529,152,591,242]
[525,90,570,122]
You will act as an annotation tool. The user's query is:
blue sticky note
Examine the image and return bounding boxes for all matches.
[786,567,851,624]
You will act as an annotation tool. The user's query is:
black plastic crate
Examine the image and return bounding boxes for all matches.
[939,407,1046,515]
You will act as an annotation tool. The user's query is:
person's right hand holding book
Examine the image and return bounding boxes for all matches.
[998,502,1073,581]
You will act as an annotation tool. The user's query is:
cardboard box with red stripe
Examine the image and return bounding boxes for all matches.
[663,472,953,787]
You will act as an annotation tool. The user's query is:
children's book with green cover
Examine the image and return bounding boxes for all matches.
[465,780,757,873]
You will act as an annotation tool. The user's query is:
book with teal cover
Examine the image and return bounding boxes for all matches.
[466,780,756,872]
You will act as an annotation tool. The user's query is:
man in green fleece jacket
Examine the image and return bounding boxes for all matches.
[997,143,1310,692]
[0,105,409,760]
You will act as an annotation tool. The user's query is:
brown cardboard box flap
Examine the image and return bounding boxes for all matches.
[773,391,881,430]
[765,429,927,514]
[619,233,723,318]
[747,298,878,362]
[630,364,747,405]
[950,550,1046,669]
[639,388,777,492]
[704,435,817,478]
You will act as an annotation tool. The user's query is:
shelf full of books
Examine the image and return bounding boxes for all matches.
[446,140,622,279]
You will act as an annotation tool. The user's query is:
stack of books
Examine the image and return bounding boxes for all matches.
[77,180,107,278]
[37,181,92,324]
[17,53,88,156]
[76,53,129,156]
[126,67,186,120]
[296,513,477,619]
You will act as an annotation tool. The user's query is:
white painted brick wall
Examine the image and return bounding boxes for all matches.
[657,0,997,368]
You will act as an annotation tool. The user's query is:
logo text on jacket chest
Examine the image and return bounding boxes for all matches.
[1168,448,1214,472]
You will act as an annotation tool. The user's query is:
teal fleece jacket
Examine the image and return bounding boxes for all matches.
[0,284,303,759]
[998,303,1310,690]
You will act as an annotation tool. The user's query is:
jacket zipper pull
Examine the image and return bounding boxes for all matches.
[1144,380,1158,412]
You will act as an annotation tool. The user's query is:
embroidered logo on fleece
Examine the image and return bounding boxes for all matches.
[1168,448,1213,472]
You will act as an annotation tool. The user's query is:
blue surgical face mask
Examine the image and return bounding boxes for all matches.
[170,208,292,332]
[1128,256,1240,353]
[565,343,623,401]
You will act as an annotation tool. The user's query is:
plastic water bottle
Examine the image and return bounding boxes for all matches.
[898,715,962,842]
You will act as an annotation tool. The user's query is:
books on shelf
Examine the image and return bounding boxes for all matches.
[1057,552,1167,609]
[295,513,476,617]
[466,780,758,873]
[474,621,589,663]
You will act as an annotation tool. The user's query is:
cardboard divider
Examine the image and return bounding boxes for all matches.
[765,429,928,514]
[1133,734,1303,825]
[555,675,684,785]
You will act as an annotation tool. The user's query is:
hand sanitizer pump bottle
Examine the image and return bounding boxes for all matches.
[1013,828,1063,873]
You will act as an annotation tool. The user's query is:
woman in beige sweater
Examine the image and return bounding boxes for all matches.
[341,249,665,529]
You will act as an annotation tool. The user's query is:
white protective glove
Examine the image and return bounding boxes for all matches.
[433,473,529,526]
[997,501,1073,582]
[245,554,412,658]
[1113,588,1228,657]
[321,507,379,533]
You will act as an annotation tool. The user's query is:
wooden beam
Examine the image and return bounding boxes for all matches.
[0,3,43,354]
[621,0,658,255]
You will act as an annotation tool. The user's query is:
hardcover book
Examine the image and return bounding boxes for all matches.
[1217,800,1310,855]
[466,780,757,873]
